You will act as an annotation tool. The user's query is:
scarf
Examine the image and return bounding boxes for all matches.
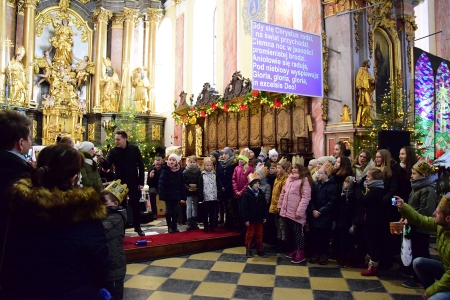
[400,162,406,169]
[184,164,200,174]
[355,159,375,182]
[248,185,259,196]
[219,156,234,169]
[411,174,437,191]
[366,179,384,189]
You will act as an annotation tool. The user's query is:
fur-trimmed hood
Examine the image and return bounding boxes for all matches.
[10,178,107,223]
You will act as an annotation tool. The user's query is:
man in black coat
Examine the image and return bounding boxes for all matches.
[100,130,145,236]
[0,109,34,293]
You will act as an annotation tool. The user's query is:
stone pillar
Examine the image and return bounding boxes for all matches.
[121,7,139,106]
[145,8,162,113]
[22,0,39,107]
[0,0,6,100]
[92,7,112,113]
[110,14,124,77]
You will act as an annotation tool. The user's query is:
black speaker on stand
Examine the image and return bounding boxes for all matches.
[377,130,411,158]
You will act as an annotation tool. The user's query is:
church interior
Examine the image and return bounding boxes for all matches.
[1,0,449,299]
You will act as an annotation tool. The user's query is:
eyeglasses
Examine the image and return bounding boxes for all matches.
[359,155,367,159]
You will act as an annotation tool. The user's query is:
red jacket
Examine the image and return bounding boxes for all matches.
[232,164,254,199]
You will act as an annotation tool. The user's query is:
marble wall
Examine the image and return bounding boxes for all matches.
[434,0,450,60]
[302,0,324,157]
[267,0,293,28]
[223,0,237,89]
[110,27,123,77]
[174,13,185,147]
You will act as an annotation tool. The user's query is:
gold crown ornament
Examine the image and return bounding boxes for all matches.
[412,161,434,177]
[292,155,304,166]
[438,194,450,216]
[277,157,290,169]
[15,46,25,56]
[104,180,129,204]
[247,172,262,184]
[238,148,251,163]
[255,165,269,179]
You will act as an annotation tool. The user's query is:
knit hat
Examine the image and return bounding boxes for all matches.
[255,165,269,180]
[238,148,251,163]
[103,180,129,204]
[210,150,220,161]
[438,194,450,216]
[268,149,278,158]
[259,146,269,160]
[168,148,182,163]
[277,157,290,169]
[222,147,234,157]
[412,161,434,177]
[308,159,318,168]
[75,141,94,153]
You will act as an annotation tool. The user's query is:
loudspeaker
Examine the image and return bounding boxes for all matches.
[378,130,410,158]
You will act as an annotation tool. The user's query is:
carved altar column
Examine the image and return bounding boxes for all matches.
[0,0,6,100]
[121,7,139,107]
[22,0,39,107]
[145,8,162,113]
[92,7,112,113]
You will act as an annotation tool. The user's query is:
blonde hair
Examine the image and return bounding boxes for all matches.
[187,155,197,163]
[202,160,214,172]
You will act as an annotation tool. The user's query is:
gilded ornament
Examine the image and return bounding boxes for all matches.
[195,125,203,157]
[92,8,112,24]
[147,8,163,24]
[152,124,160,141]
[33,120,37,139]
[88,123,95,141]
[381,102,388,109]
[417,140,424,146]
[340,105,351,122]
[369,132,376,138]
[397,111,404,118]
[381,123,388,130]
[59,0,69,12]
[355,60,375,127]
[188,130,193,146]
[182,125,186,155]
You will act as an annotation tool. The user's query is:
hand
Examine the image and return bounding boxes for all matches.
[423,293,428,300]
[394,196,405,209]
[221,187,225,192]
[313,210,321,218]
[236,191,241,196]
[245,221,249,226]
[149,170,155,178]
[349,225,356,235]
[263,219,266,223]
[138,185,143,190]
[399,218,409,225]
[97,156,104,163]
[295,214,301,219]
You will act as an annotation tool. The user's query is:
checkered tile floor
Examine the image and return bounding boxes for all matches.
[123,244,437,300]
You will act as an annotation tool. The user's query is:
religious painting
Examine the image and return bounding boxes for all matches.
[374,29,391,113]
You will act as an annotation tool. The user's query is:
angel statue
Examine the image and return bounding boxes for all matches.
[34,49,55,86]
[132,66,151,113]
[100,58,121,112]
[72,55,94,94]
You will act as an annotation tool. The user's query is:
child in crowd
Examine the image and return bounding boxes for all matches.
[268,149,279,165]
[159,150,186,233]
[308,159,318,174]
[183,155,201,230]
[198,158,220,232]
[266,162,277,189]
[355,168,386,276]
[278,156,313,264]
[335,176,357,268]
[308,163,337,265]
[269,157,290,252]
[397,161,438,288]
[256,146,269,169]
[209,150,220,171]
[217,147,237,229]
[100,180,128,300]
[232,149,254,231]
[241,172,268,258]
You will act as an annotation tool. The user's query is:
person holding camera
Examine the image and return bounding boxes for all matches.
[395,161,438,289]
[75,141,103,193]
[394,194,450,300]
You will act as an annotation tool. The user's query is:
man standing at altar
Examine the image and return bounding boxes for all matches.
[99,130,145,236]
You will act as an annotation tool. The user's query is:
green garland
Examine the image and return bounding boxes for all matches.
[172,90,296,125]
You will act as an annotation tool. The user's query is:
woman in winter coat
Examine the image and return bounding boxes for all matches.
[3,144,111,300]
[76,141,103,192]
[353,149,375,183]
[277,157,313,264]
[158,152,186,233]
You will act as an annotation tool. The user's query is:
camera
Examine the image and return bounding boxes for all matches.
[391,198,397,205]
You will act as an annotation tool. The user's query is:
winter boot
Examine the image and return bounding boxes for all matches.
[361,260,379,276]
[186,218,193,230]
[165,214,174,233]
[319,254,329,265]
[337,254,345,268]
[256,242,266,258]
[285,249,297,259]
[309,253,320,264]
[192,217,199,229]
[246,242,253,258]
[171,213,179,232]
[291,249,306,264]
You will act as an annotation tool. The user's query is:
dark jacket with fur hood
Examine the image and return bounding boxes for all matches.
[3,179,111,300]
[103,206,127,282]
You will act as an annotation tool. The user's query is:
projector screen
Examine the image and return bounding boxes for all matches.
[252,21,323,98]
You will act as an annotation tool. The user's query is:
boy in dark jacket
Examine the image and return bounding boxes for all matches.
[100,180,128,300]
[308,163,336,265]
[241,172,268,258]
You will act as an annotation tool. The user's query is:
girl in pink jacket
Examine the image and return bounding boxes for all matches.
[232,149,254,231]
[277,156,313,264]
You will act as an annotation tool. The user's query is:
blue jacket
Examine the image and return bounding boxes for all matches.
[308,176,337,228]
[158,164,186,203]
